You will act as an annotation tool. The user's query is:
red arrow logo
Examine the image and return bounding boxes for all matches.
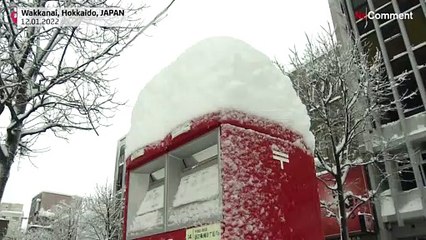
[355,11,367,20]
[11,10,17,24]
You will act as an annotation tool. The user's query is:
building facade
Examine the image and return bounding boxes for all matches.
[27,191,75,229]
[113,136,126,240]
[0,203,24,239]
[113,136,126,199]
[329,0,426,239]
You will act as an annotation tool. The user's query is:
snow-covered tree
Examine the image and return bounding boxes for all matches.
[23,227,55,240]
[23,197,84,240]
[51,198,84,240]
[82,183,122,240]
[22,185,121,240]
[0,0,175,202]
[277,26,409,240]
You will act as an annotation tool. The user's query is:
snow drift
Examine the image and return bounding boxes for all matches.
[126,37,314,157]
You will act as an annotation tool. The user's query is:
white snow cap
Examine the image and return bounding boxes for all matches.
[126,37,314,157]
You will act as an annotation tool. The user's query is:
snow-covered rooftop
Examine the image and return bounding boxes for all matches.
[126,37,314,157]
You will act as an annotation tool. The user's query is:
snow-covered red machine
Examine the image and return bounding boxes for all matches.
[123,37,324,239]
[124,111,323,240]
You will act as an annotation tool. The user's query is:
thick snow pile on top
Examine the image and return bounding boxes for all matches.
[126,37,314,156]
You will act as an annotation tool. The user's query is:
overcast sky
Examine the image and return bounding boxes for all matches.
[3,0,332,223]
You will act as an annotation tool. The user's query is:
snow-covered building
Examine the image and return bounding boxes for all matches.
[27,191,76,229]
[329,1,426,239]
[123,37,323,240]
[0,202,24,239]
[114,136,127,198]
[113,136,127,240]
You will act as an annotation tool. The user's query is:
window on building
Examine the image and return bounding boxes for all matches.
[398,0,420,13]
[381,18,400,41]
[398,160,417,191]
[352,0,367,10]
[421,67,426,93]
[419,151,426,186]
[390,53,424,117]
[398,72,425,117]
[116,164,124,191]
[404,7,426,46]
[361,30,399,124]
[119,145,125,163]
[414,45,426,68]
[373,0,391,9]
[391,53,411,76]
[385,34,406,59]
[374,161,390,191]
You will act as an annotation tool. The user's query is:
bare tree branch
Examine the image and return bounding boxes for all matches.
[0,0,177,201]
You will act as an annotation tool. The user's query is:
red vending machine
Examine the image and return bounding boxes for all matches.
[124,110,324,240]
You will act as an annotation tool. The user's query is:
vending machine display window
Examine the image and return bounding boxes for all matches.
[127,157,166,238]
[167,142,221,229]
[126,130,223,239]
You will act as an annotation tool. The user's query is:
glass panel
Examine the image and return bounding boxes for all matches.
[404,7,426,46]
[353,0,368,10]
[373,0,391,9]
[375,161,390,191]
[130,183,165,236]
[120,145,125,156]
[381,19,400,40]
[399,72,425,117]
[116,165,123,191]
[362,32,380,61]
[183,144,218,168]
[168,163,220,228]
[421,68,426,90]
[386,36,406,59]
[127,158,166,239]
[362,33,401,124]
[398,162,417,191]
[414,45,426,67]
[137,185,164,214]
[192,144,218,163]
[151,168,165,181]
[419,164,426,186]
[398,0,420,12]
[391,53,410,76]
